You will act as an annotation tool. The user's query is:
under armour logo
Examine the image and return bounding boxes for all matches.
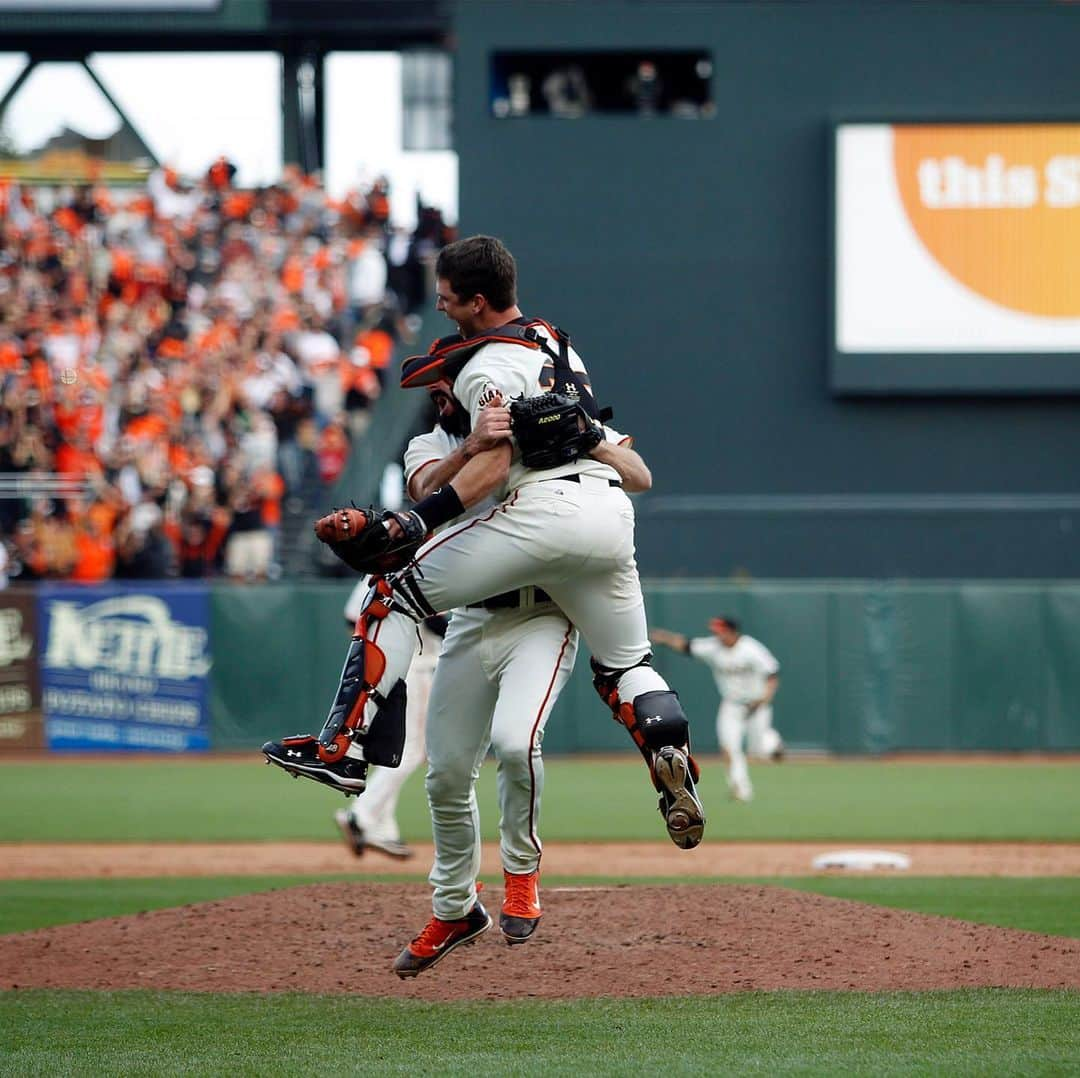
[643,716,662,726]
[286,749,302,757]
[562,382,581,400]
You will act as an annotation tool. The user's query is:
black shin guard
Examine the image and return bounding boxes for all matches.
[316,576,406,764]
[318,635,368,752]
[362,677,408,767]
[632,690,691,755]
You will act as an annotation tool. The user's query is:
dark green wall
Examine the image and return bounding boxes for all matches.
[452,0,1080,578]
[212,582,1080,754]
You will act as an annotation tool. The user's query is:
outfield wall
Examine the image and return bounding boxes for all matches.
[453,0,1080,580]
[2,580,1078,755]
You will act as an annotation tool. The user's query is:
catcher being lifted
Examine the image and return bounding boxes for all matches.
[265,387,610,795]
[313,390,604,575]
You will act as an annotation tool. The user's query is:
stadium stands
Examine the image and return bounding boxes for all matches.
[0,164,454,582]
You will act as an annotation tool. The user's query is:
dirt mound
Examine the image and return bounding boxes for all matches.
[2,883,1077,999]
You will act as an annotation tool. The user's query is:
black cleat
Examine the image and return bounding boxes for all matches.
[262,735,368,794]
[333,809,366,855]
[654,746,705,850]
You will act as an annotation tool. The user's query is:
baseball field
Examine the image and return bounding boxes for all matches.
[2,753,1078,1075]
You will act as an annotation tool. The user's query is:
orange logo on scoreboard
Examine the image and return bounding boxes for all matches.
[893,125,1080,317]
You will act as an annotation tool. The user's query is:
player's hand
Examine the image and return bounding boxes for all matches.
[650,628,685,650]
[469,393,512,452]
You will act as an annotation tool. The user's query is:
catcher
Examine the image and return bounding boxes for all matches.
[263,235,704,868]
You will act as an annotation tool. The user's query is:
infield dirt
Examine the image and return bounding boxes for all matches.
[1,881,1077,1000]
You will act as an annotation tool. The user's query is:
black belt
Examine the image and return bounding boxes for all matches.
[538,474,622,488]
[469,586,552,611]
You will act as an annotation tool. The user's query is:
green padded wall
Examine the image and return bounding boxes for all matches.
[209,581,1080,754]
[452,0,1080,580]
[210,584,354,750]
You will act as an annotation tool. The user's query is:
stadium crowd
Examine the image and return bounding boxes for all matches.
[0,161,454,584]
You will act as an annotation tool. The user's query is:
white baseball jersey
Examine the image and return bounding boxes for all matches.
[689,634,779,706]
[454,325,621,493]
[405,420,629,505]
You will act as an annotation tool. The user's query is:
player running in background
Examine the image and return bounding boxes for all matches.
[651,617,782,802]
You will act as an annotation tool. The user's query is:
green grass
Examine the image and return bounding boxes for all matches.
[0,876,355,935]
[2,756,1078,842]
[1,989,1077,1075]
[3,758,1075,1074]
[777,876,1080,938]
[3,876,1078,938]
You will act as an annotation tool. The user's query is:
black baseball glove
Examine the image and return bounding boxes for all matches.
[509,392,603,471]
[313,506,428,574]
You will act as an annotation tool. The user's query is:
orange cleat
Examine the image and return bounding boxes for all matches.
[392,900,492,978]
[500,869,542,945]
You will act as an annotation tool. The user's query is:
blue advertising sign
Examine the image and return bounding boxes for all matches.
[38,585,211,753]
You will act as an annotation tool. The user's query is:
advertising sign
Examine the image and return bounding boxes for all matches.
[39,585,211,752]
[0,589,41,751]
[833,122,1080,392]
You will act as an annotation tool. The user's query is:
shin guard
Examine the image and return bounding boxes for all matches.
[590,660,704,847]
[317,578,403,764]
[591,660,700,782]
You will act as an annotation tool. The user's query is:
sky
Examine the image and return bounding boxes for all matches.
[0,51,458,228]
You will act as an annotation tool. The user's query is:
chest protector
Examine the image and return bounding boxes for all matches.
[400,318,610,422]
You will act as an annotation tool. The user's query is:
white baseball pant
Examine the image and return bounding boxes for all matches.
[423,602,578,920]
[366,477,666,704]
[717,700,777,801]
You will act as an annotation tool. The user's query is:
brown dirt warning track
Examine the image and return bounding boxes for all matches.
[3,839,1080,878]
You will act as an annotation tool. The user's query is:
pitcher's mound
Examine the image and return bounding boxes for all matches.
[1,883,1076,1000]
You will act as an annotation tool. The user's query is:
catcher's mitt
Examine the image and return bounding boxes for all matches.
[313,506,427,575]
[509,392,603,471]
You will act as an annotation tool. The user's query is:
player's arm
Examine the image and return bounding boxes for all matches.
[589,436,651,493]
[405,368,520,522]
[749,672,780,713]
[649,628,692,655]
[388,433,509,539]
[408,404,512,501]
[445,443,512,507]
